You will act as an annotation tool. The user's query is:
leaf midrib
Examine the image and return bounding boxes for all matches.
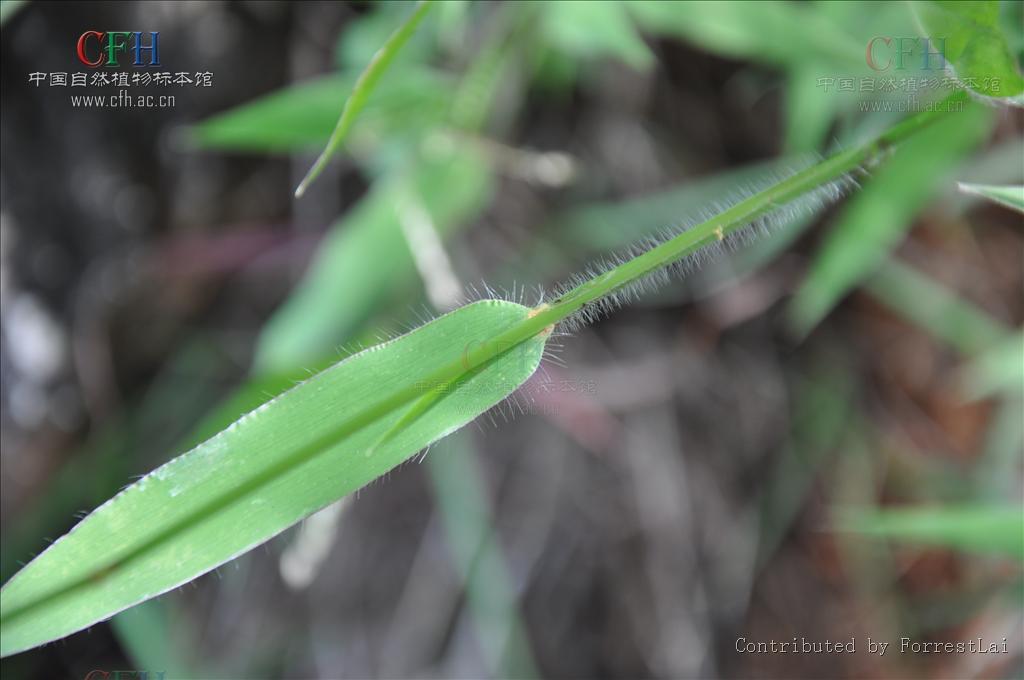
[0,317,541,631]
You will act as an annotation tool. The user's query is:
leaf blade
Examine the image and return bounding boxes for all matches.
[296,0,436,196]
[190,67,452,153]
[838,506,1024,560]
[957,182,1024,213]
[911,0,1024,100]
[0,300,546,657]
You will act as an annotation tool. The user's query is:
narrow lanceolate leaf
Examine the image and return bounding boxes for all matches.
[0,300,547,658]
[957,182,1024,214]
[838,506,1024,560]
[295,0,436,196]
[190,67,452,153]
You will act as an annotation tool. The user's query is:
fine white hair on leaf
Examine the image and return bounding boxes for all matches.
[380,157,857,439]
[459,277,547,309]
[548,156,862,335]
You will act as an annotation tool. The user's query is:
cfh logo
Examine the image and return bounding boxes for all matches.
[866,36,945,71]
[76,31,160,68]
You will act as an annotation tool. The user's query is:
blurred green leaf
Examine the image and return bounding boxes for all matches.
[949,138,1024,213]
[840,506,1024,559]
[957,182,1024,213]
[428,435,538,679]
[628,0,862,67]
[862,258,1020,404]
[541,0,653,70]
[0,300,547,657]
[553,160,796,252]
[0,0,26,26]
[784,65,841,152]
[111,600,189,679]
[544,158,855,294]
[1002,0,1024,57]
[449,38,511,132]
[785,1,940,149]
[789,101,994,334]
[255,145,492,374]
[528,42,582,93]
[296,0,437,197]
[335,1,436,68]
[449,2,531,133]
[757,363,855,567]
[864,259,1009,355]
[961,330,1024,399]
[911,0,1024,99]
[333,0,469,69]
[976,396,1024,500]
[191,67,452,153]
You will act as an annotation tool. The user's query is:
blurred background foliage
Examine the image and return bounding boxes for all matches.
[1,1,1021,678]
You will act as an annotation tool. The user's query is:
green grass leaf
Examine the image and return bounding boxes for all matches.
[784,64,843,153]
[628,0,862,67]
[111,600,189,678]
[0,0,26,26]
[255,145,492,374]
[427,435,539,678]
[788,100,994,334]
[757,365,855,567]
[296,0,436,196]
[0,299,547,658]
[190,67,452,153]
[957,182,1024,213]
[864,259,1010,356]
[839,506,1024,559]
[552,160,795,252]
[334,1,440,70]
[911,0,1024,100]
[961,330,1024,399]
[541,0,653,70]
